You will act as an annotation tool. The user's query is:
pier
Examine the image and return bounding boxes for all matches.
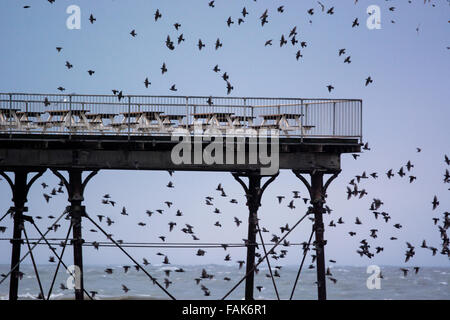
[0,93,362,300]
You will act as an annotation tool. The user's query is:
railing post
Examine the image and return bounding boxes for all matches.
[332,102,336,136]
[300,99,304,143]
[243,98,247,124]
[185,97,189,130]
[127,96,131,140]
[360,100,363,144]
[69,95,72,138]
[81,102,85,135]
[9,94,12,136]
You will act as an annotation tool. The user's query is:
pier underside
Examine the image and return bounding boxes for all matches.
[0,134,359,172]
[0,133,360,301]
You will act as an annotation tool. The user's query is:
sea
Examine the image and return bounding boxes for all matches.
[0,264,448,300]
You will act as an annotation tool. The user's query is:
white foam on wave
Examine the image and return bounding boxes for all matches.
[17,292,38,300]
[49,293,65,300]
[158,266,179,272]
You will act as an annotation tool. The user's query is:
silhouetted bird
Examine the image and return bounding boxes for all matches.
[198,39,205,50]
[144,77,151,88]
[432,196,439,210]
[161,63,168,74]
[154,9,162,21]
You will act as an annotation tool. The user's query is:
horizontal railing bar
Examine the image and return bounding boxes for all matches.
[0,239,311,246]
[1,99,249,109]
[0,100,358,109]
[250,101,353,107]
[0,92,362,102]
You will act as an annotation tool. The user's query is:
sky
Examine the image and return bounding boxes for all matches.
[0,0,449,272]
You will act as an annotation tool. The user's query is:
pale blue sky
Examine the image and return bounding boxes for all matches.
[0,0,449,270]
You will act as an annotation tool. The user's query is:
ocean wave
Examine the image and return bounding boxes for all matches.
[1,265,449,300]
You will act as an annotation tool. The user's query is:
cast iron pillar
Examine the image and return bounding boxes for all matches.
[293,170,340,301]
[311,172,327,300]
[51,168,98,300]
[0,170,45,300]
[232,171,278,300]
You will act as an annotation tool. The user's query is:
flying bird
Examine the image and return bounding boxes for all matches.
[144,77,151,88]
[226,82,234,95]
[161,63,168,74]
[198,39,205,50]
[154,9,162,21]
[432,196,439,210]
[215,38,223,50]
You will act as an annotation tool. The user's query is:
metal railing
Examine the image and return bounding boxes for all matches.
[0,93,362,142]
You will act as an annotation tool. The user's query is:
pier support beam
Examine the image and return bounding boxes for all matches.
[232,171,278,300]
[51,169,98,300]
[293,170,340,301]
[0,169,45,301]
